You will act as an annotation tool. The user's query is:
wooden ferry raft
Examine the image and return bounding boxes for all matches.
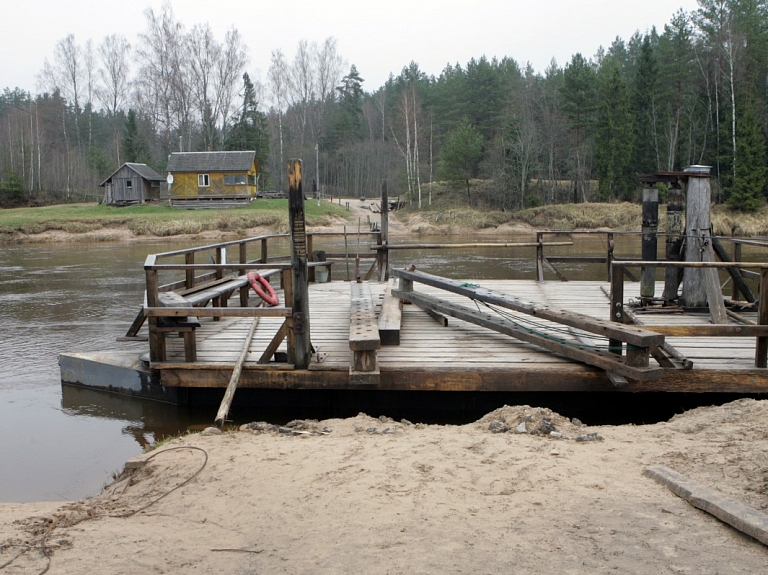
[142,270,767,394]
[122,163,768,397]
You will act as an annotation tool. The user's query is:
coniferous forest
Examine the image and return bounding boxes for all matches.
[0,1,766,212]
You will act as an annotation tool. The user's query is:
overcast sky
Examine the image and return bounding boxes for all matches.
[4,0,702,99]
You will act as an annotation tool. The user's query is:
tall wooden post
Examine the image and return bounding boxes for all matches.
[756,269,768,368]
[640,186,659,300]
[606,232,614,282]
[663,184,684,302]
[536,231,544,282]
[682,165,727,323]
[378,179,389,282]
[609,265,625,357]
[288,159,311,369]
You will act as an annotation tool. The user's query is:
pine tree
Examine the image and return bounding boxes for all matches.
[561,54,598,202]
[225,73,270,180]
[331,64,365,146]
[595,58,635,201]
[632,35,659,173]
[122,109,151,164]
[437,117,483,205]
[728,98,767,211]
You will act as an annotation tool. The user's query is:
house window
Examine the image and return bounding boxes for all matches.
[224,174,246,185]
[248,175,256,186]
[126,179,133,189]
[198,174,210,187]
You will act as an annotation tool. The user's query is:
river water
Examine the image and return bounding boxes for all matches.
[0,233,753,503]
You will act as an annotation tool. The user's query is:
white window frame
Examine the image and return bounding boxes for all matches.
[198,174,210,187]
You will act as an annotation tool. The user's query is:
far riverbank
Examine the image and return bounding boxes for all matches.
[4,199,768,244]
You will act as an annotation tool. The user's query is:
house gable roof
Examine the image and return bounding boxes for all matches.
[99,163,164,187]
[166,151,257,173]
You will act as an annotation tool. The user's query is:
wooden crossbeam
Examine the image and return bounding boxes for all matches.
[392,288,664,382]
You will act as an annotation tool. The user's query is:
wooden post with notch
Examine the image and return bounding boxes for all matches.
[288,159,311,369]
[609,264,625,357]
[378,179,389,282]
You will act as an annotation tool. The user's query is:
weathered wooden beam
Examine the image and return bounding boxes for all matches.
[711,235,756,303]
[350,283,381,353]
[123,306,147,339]
[288,159,312,370]
[258,319,290,364]
[644,465,768,546]
[214,316,260,427]
[145,307,291,318]
[636,324,768,337]
[392,288,663,382]
[757,269,768,368]
[641,186,659,299]
[542,257,568,282]
[378,278,402,345]
[622,306,693,370]
[393,268,664,348]
[370,241,573,250]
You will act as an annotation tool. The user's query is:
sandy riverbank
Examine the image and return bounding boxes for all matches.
[2,399,767,574]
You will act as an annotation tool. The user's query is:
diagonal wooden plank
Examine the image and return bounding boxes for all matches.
[393,288,664,382]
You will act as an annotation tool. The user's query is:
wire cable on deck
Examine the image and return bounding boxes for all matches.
[471,298,632,353]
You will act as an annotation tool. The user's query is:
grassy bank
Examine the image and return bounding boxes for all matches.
[0,199,345,241]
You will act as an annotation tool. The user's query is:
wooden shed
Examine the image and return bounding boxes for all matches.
[100,163,164,206]
[166,151,260,207]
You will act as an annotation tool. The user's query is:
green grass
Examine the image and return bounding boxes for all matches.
[0,199,347,239]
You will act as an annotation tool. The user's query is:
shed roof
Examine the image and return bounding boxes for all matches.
[167,151,257,173]
[99,163,165,187]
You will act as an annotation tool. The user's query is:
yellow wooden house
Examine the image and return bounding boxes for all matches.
[166,151,260,206]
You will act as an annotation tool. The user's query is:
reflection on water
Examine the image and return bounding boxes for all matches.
[1,233,763,503]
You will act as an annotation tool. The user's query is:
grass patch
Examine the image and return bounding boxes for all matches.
[0,199,347,240]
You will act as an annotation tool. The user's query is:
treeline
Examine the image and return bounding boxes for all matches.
[1,1,767,212]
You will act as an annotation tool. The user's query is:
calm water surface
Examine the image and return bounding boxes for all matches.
[2,232,736,502]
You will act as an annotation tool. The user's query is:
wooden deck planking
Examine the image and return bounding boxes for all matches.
[155,279,768,390]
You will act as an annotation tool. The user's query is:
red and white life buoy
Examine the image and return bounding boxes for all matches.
[247,272,279,306]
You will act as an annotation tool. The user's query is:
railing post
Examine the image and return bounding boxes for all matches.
[536,231,544,282]
[606,232,614,282]
[733,242,743,301]
[260,237,268,263]
[239,242,247,267]
[215,247,223,280]
[288,159,311,369]
[145,258,165,362]
[609,264,625,357]
[185,253,195,288]
[756,269,768,368]
[307,233,315,283]
[239,242,249,306]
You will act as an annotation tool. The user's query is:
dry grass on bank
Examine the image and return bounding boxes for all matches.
[400,179,768,236]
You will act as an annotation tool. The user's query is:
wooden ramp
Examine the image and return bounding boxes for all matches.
[150,279,768,393]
